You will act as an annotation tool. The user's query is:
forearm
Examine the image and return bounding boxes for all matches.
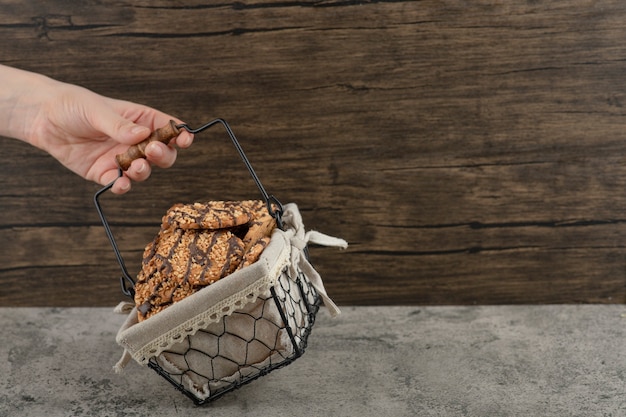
[0,64,56,143]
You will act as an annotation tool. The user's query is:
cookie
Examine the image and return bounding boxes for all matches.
[239,213,277,269]
[134,200,277,322]
[163,200,264,230]
[134,227,245,321]
[239,236,272,269]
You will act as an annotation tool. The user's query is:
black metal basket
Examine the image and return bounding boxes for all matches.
[94,119,323,404]
[148,269,320,404]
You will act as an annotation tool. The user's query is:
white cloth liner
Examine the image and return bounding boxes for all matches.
[114,203,347,394]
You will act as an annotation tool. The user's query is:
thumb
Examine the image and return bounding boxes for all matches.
[116,122,151,145]
[85,99,151,145]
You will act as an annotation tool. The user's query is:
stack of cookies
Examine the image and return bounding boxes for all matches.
[133,200,276,322]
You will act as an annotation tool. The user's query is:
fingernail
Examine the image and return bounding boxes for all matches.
[146,142,163,158]
[179,134,192,148]
[131,125,150,137]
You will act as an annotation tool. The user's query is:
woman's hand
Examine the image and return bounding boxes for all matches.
[1,65,194,194]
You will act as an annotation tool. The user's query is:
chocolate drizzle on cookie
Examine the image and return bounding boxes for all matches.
[134,200,276,322]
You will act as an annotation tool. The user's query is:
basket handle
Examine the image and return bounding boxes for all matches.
[115,120,181,170]
[94,118,283,298]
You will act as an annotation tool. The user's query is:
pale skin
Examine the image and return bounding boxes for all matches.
[0,64,194,194]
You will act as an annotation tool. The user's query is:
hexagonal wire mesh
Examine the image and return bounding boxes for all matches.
[148,268,320,404]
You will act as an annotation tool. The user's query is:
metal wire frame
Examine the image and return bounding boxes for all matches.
[93,118,284,298]
[147,270,321,405]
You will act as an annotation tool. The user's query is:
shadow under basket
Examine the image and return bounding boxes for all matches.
[95,119,345,405]
[148,268,321,405]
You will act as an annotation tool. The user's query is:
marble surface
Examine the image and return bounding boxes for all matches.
[1,305,626,417]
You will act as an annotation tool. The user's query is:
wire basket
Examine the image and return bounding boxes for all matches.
[94,119,344,404]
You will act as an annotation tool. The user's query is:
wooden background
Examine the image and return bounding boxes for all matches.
[2,0,626,306]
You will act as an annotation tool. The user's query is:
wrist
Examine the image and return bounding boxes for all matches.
[0,65,58,146]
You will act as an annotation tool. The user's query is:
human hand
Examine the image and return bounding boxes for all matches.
[3,66,193,194]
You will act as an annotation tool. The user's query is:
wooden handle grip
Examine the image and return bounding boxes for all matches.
[115,120,181,171]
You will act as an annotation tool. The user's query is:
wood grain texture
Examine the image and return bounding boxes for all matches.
[2,0,626,306]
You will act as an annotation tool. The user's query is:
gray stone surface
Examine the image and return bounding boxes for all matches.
[1,305,626,417]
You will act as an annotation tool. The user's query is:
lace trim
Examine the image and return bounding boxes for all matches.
[117,203,346,367]
[132,252,291,364]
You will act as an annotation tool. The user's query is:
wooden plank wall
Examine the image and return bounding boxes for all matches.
[2,0,626,306]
